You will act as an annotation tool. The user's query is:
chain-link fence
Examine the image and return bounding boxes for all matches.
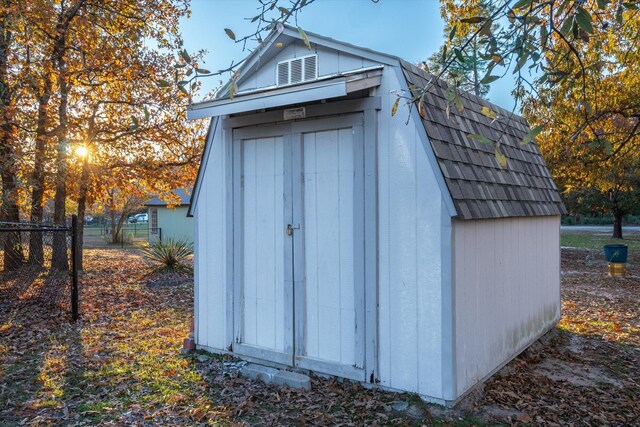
[0,216,79,320]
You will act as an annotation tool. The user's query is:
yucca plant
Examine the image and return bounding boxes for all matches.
[142,238,193,272]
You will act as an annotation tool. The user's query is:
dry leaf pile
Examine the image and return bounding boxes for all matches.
[0,250,427,426]
[1,247,638,426]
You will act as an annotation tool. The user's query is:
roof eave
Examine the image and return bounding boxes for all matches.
[187,66,383,120]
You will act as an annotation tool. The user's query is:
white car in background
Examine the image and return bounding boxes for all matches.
[128,213,148,223]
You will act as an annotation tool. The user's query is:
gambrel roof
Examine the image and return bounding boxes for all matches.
[187,24,565,220]
[401,60,566,220]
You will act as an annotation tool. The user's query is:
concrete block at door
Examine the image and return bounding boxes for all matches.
[241,364,279,384]
[273,371,312,391]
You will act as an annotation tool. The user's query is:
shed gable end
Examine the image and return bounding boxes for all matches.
[236,38,381,94]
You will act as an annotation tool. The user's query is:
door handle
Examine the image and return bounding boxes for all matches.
[286,224,300,236]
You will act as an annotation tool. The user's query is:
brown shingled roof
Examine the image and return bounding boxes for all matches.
[400,60,566,220]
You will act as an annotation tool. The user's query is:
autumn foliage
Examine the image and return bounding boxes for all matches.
[521,1,640,238]
[0,0,205,263]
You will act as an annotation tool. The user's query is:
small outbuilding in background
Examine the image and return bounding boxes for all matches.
[144,188,193,243]
[186,24,566,405]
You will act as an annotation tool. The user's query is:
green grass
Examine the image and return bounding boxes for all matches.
[561,230,640,251]
[83,227,148,238]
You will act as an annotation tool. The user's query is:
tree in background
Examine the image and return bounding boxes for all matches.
[0,1,24,270]
[521,1,640,239]
[427,0,502,98]
[0,0,205,272]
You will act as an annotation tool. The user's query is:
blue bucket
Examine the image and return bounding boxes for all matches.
[603,244,628,263]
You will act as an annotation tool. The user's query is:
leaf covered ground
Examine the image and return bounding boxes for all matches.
[1,247,638,426]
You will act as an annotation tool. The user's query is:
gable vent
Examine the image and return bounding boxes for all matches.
[276,54,318,86]
[304,55,317,80]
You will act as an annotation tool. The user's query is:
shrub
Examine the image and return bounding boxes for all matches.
[142,239,193,272]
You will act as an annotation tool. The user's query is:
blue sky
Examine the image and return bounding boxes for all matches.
[180,0,516,109]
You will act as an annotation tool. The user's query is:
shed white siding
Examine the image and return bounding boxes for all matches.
[452,215,561,397]
[375,68,452,400]
[237,41,380,93]
[193,119,230,351]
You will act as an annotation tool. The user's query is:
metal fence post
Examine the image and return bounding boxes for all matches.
[71,215,79,321]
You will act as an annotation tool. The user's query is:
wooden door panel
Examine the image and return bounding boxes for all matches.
[292,115,366,380]
[237,135,288,354]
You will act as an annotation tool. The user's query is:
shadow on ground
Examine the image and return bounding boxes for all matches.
[1,248,638,425]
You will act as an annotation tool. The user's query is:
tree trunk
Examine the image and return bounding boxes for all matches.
[110,202,118,243]
[0,3,23,271]
[76,156,89,270]
[51,22,70,270]
[117,212,127,244]
[50,0,88,268]
[612,210,624,239]
[28,87,52,265]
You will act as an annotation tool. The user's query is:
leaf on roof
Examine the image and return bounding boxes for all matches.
[418,101,427,119]
[468,133,493,145]
[454,96,464,113]
[481,106,498,120]
[444,87,457,102]
[495,144,508,168]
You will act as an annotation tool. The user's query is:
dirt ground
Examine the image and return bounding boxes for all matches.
[0,248,638,426]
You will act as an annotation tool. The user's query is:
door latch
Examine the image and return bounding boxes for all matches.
[286,223,300,236]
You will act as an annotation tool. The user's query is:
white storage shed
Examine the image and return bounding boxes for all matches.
[186,24,566,405]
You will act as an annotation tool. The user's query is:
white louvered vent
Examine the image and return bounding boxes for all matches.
[277,62,289,86]
[276,54,318,86]
[304,55,317,81]
[290,58,303,83]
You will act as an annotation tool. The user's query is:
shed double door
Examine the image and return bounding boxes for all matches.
[233,115,366,380]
